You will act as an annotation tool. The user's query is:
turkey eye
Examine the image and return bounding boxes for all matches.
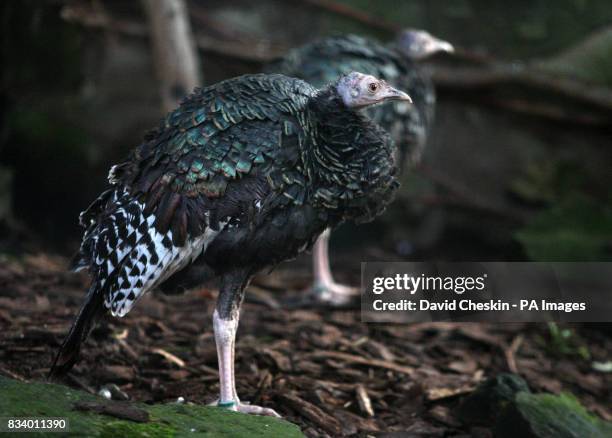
[368,82,379,93]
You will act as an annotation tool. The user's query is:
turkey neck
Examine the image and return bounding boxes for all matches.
[302,87,397,220]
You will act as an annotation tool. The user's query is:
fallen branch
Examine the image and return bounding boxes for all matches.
[278,392,343,436]
[151,347,186,368]
[61,3,612,124]
[297,0,401,33]
[0,366,26,382]
[433,64,612,120]
[485,96,610,126]
[60,4,281,63]
[426,384,477,401]
[308,350,415,376]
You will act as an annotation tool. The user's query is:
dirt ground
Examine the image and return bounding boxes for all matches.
[0,253,610,437]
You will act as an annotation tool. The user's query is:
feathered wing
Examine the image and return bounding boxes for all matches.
[50,74,314,376]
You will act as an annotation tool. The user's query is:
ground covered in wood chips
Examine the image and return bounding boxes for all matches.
[0,253,610,437]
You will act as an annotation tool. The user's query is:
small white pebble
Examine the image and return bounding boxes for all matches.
[176,396,185,404]
[98,388,112,399]
[190,428,196,432]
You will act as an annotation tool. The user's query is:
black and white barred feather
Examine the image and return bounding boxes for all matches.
[50,179,218,375]
[51,183,220,376]
[72,186,218,317]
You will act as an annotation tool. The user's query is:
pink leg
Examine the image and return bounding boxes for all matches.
[311,228,359,304]
[212,309,280,417]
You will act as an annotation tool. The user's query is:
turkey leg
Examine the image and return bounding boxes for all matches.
[213,272,280,417]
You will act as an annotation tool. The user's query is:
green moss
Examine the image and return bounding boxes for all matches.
[496,392,612,438]
[147,403,303,437]
[0,376,304,438]
[100,421,175,438]
[541,322,590,360]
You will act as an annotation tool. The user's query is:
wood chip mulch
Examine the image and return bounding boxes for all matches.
[0,254,610,437]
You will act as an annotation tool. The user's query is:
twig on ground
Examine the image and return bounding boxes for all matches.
[278,392,343,436]
[151,348,186,368]
[505,334,525,374]
[0,367,26,382]
[308,350,415,376]
[355,384,374,417]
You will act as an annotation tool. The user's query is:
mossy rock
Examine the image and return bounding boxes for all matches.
[458,374,611,438]
[0,376,304,437]
[495,392,612,438]
[457,373,531,425]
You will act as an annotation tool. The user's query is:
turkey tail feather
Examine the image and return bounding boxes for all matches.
[48,282,105,378]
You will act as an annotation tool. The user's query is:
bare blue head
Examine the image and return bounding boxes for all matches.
[336,72,412,110]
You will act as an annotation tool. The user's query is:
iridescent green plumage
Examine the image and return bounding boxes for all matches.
[108,73,397,249]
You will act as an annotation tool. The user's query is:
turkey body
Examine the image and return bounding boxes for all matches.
[50,73,399,382]
[265,34,443,306]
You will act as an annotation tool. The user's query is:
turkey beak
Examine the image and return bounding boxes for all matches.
[423,36,454,57]
[382,86,412,104]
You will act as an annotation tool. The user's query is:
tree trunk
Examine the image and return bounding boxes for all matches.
[141,0,202,113]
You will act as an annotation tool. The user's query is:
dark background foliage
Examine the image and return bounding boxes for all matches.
[2,0,611,263]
